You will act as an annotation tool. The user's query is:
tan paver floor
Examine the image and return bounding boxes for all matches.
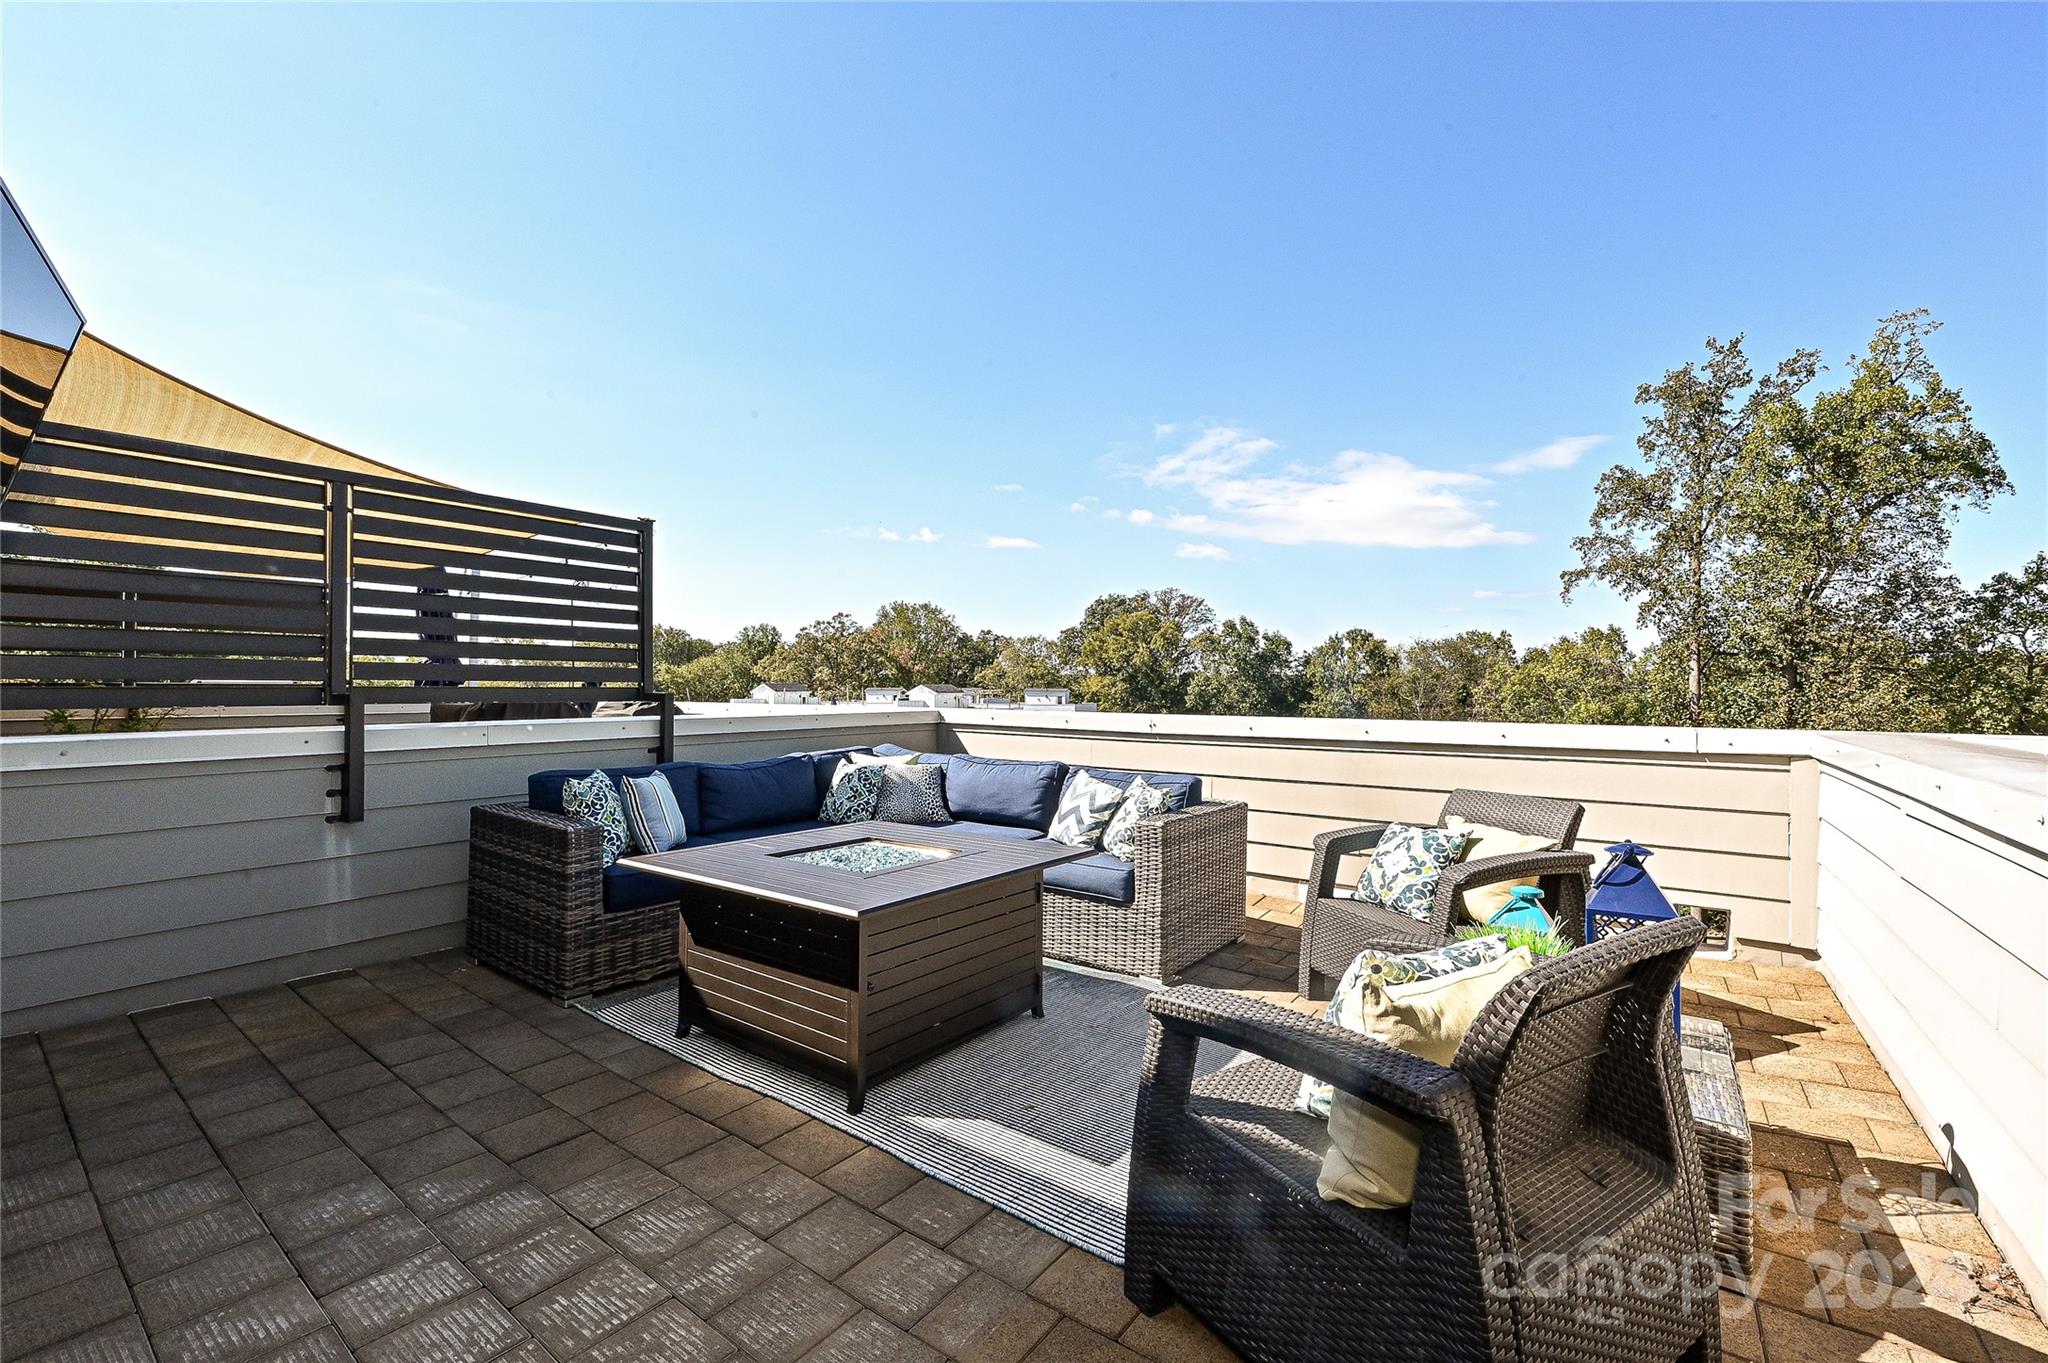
[2,895,2039,1363]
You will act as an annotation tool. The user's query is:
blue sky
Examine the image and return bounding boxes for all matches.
[5,3,2042,648]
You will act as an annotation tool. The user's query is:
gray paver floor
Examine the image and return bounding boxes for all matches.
[1,948,1233,1363]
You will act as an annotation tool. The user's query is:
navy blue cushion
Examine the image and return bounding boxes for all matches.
[939,820,1048,842]
[685,819,828,847]
[1066,768,1201,810]
[1044,852,1136,904]
[602,865,679,913]
[652,762,702,839]
[797,747,873,804]
[943,756,1067,831]
[872,742,946,764]
[697,756,818,834]
[529,765,654,816]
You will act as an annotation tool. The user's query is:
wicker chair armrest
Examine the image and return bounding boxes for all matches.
[1145,986,1468,1124]
[471,802,605,873]
[1129,799,1244,869]
[1307,822,1391,901]
[1433,847,1594,922]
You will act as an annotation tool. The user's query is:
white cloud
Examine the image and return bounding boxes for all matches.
[984,536,1041,550]
[1153,422,1181,440]
[1068,496,1098,513]
[1488,435,1608,475]
[1101,508,1124,519]
[1175,542,1231,561]
[1125,508,1156,526]
[1133,425,1532,549]
[875,526,941,543]
[1471,588,1548,599]
[992,483,1024,493]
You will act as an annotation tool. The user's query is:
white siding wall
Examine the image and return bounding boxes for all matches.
[938,710,1813,952]
[0,710,940,1033]
[1812,740,2048,1305]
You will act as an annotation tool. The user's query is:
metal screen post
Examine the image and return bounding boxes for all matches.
[325,482,352,699]
[636,517,656,698]
[326,692,367,823]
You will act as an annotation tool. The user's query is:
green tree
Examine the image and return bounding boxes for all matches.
[726,623,784,665]
[1074,609,1192,712]
[1059,589,1213,712]
[973,634,1067,695]
[1945,553,2048,734]
[1187,617,1303,716]
[1057,589,1214,672]
[1301,629,1399,718]
[758,613,893,701]
[1479,627,1651,725]
[663,647,762,702]
[1726,311,2009,728]
[652,626,715,672]
[870,601,995,687]
[1381,631,1516,721]
[1564,333,1822,725]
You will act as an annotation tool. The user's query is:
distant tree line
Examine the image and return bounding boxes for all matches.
[655,313,2043,734]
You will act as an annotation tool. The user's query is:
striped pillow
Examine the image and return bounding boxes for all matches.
[620,774,687,854]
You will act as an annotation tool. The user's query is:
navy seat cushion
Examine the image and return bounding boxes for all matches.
[1044,852,1136,904]
[530,765,654,816]
[795,747,873,804]
[602,865,678,913]
[686,819,826,847]
[1066,767,1202,810]
[939,820,1047,842]
[698,756,819,834]
[943,755,1067,831]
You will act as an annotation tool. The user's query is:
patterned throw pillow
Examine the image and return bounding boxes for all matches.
[1352,823,1470,920]
[561,771,629,867]
[620,774,686,853]
[1297,934,1517,1117]
[873,763,948,824]
[1048,769,1124,849]
[1100,775,1174,862]
[1318,947,1531,1210]
[819,762,885,824]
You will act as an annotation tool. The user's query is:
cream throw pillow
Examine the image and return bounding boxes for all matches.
[1317,947,1531,1210]
[1444,814,1555,924]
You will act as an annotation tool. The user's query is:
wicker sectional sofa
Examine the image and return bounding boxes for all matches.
[467,743,1248,1001]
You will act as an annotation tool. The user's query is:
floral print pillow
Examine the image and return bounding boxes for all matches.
[1352,823,1470,920]
[1101,775,1174,862]
[562,771,629,867]
[819,762,886,824]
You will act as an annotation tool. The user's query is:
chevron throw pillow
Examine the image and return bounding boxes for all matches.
[1049,769,1124,849]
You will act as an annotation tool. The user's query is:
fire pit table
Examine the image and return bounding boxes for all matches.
[619,820,1087,1112]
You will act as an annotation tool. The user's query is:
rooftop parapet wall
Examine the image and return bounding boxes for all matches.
[0,708,941,1034]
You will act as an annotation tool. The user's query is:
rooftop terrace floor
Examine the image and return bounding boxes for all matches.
[4,898,2041,1363]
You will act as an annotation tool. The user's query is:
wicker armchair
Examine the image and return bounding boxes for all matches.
[467,803,678,1003]
[1043,799,1248,980]
[1299,789,1595,1000]
[1126,915,1717,1363]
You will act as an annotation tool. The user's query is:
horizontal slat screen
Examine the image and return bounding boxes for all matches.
[2,425,652,712]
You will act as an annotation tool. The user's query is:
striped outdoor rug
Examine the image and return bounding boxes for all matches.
[575,964,1242,1262]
